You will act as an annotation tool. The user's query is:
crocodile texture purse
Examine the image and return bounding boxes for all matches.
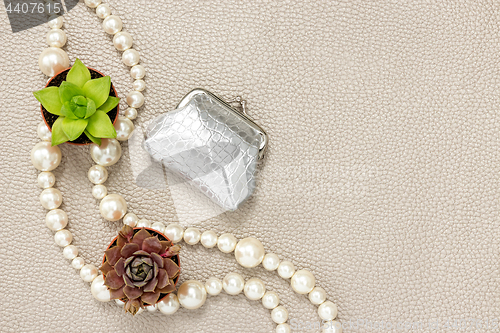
[143,89,268,211]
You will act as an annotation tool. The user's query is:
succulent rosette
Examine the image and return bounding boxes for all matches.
[101,226,181,315]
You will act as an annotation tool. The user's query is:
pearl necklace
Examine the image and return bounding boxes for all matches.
[32,1,342,332]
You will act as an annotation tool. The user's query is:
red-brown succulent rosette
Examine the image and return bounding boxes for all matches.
[100,226,181,315]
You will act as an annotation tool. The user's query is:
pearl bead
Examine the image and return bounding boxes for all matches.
[177,280,207,310]
[113,31,133,51]
[151,222,165,233]
[126,91,144,108]
[271,306,288,324]
[80,264,98,282]
[276,323,291,333]
[114,116,134,141]
[124,108,137,120]
[205,277,222,296]
[63,245,78,259]
[84,0,101,8]
[277,261,295,279]
[48,15,63,29]
[88,165,108,184]
[99,194,127,221]
[322,321,342,333]
[54,229,72,247]
[318,301,338,321]
[40,188,63,210]
[133,79,146,92]
[38,47,69,77]
[122,49,140,67]
[31,142,61,171]
[158,293,180,315]
[146,303,157,312]
[90,138,122,166]
[217,233,237,253]
[136,219,152,228]
[38,171,55,188]
[263,253,280,271]
[309,287,327,305]
[183,227,201,245]
[71,257,85,269]
[37,121,51,141]
[222,272,244,295]
[95,4,111,19]
[291,269,315,294]
[91,274,111,302]
[164,223,184,243]
[45,209,68,231]
[92,185,107,199]
[122,213,138,227]
[234,237,265,268]
[102,15,122,34]
[200,230,218,248]
[130,65,145,79]
[262,291,280,309]
[244,278,266,300]
[46,29,66,48]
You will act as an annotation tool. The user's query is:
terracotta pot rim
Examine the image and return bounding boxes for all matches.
[41,66,119,146]
[102,227,181,306]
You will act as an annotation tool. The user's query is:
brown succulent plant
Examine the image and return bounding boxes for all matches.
[100,226,181,315]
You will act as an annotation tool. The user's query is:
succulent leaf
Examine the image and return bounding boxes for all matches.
[143,277,159,293]
[119,225,134,240]
[72,95,87,107]
[163,258,180,278]
[73,106,87,119]
[125,299,141,315]
[33,86,63,115]
[124,286,143,300]
[150,252,164,268]
[58,81,84,104]
[84,98,97,119]
[141,292,160,305]
[159,240,172,255]
[123,273,135,287]
[97,96,120,113]
[51,117,69,146]
[62,117,88,141]
[59,101,78,120]
[157,280,176,294]
[100,261,113,276]
[109,286,125,300]
[131,228,152,248]
[66,59,91,88]
[142,237,162,254]
[105,246,122,266]
[86,111,117,138]
[121,243,140,258]
[84,130,101,146]
[105,270,125,289]
[156,269,168,289]
[114,257,125,277]
[83,76,111,108]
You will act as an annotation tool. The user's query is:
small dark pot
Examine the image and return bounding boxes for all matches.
[102,227,181,305]
[41,67,119,145]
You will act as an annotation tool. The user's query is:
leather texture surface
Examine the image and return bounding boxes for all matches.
[1,1,499,332]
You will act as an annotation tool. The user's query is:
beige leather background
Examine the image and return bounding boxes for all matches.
[1,0,499,332]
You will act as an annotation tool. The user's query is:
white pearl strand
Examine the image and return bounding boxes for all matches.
[33,3,342,332]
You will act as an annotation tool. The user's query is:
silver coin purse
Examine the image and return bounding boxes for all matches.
[143,89,268,211]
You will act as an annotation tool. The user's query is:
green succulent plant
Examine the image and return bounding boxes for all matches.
[33,59,119,146]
